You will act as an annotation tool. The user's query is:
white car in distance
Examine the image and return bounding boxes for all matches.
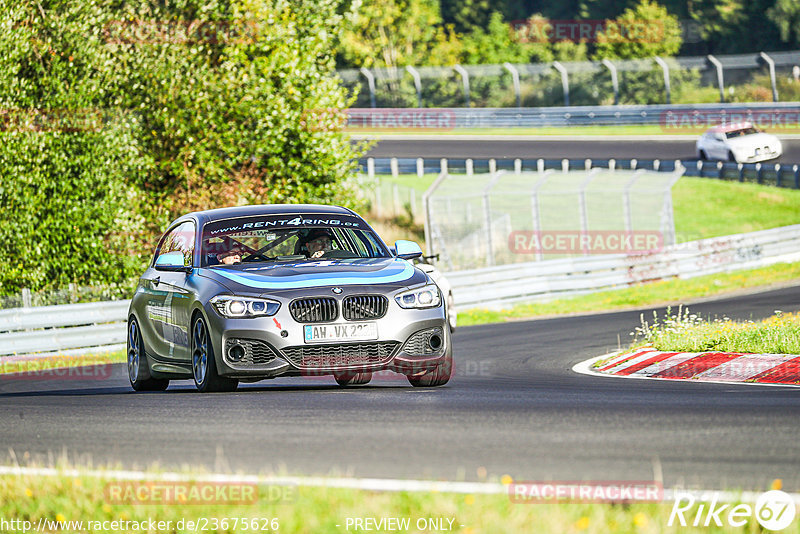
[696,123,782,163]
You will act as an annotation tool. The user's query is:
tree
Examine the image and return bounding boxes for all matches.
[593,0,682,60]
[768,0,800,47]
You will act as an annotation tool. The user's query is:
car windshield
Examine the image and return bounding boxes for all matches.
[200,214,390,267]
[725,127,758,138]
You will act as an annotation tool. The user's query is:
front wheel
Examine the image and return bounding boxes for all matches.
[407,351,453,387]
[127,318,169,392]
[192,315,238,393]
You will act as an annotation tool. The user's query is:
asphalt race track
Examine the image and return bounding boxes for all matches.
[364,137,800,163]
[2,285,800,491]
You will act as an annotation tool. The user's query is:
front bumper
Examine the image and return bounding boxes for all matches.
[204,288,451,380]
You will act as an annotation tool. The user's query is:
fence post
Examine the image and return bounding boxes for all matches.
[393,183,401,214]
[503,62,522,108]
[585,158,592,170]
[552,61,570,106]
[707,55,725,103]
[367,158,375,179]
[738,163,744,182]
[22,288,31,308]
[653,57,671,105]
[602,59,619,105]
[537,158,545,173]
[440,158,448,175]
[776,163,782,187]
[654,159,660,171]
[759,52,779,102]
[359,67,377,108]
[756,163,763,184]
[453,65,471,108]
[466,158,474,176]
[561,159,569,172]
[631,158,638,170]
[405,66,423,108]
[794,165,799,189]
[390,157,399,178]
[514,158,522,174]
[416,158,424,178]
[609,159,616,171]
[489,158,497,174]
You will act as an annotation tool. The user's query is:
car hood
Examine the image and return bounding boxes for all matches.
[726,133,780,149]
[199,257,428,294]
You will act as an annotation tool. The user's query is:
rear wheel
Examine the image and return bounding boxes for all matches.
[127,318,169,392]
[334,371,372,386]
[407,351,453,387]
[192,315,238,393]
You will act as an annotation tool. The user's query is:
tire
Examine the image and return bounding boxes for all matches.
[191,315,238,393]
[698,150,707,160]
[728,150,737,163]
[446,293,457,333]
[127,317,169,392]
[407,351,453,388]
[334,371,372,386]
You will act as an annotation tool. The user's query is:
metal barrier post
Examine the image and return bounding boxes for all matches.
[360,67,377,108]
[482,171,505,267]
[602,59,619,105]
[367,158,375,179]
[406,66,423,108]
[503,62,522,108]
[776,163,782,187]
[623,170,646,234]
[759,52,779,102]
[454,65,471,108]
[707,55,725,103]
[416,158,424,178]
[578,169,601,255]
[794,165,799,189]
[423,170,449,257]
[552,61,570,106]
[390,157,399,178]
[653,57,671,105]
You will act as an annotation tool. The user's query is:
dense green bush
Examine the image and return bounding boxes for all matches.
[0,0,365,297]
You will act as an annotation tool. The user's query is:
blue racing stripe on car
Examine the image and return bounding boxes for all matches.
[213,262,416,289]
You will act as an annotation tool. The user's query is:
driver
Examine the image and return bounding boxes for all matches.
[298,229,335,259]
[217,247,242,265]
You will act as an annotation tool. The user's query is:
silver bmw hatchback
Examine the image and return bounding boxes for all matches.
[127,204,453,392]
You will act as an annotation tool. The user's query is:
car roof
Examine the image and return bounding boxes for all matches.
[174,204,358,227]
[708,122,754,133]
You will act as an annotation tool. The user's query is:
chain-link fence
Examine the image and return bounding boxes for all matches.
[339,50,799,108]
[424,167,683,271]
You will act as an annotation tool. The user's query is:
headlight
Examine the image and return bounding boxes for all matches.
[395,284,441,309]
[211,295,280,318]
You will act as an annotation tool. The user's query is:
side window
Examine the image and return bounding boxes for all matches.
[155,221,195,267]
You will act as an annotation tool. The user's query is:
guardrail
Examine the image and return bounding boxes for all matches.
[358,157,800,189]
[340,50,798,108]
[0,300,129,356]
[447,224,800,309]
[346,102,800,129]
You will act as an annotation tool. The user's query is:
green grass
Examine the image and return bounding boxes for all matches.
[0,466,791,533]
[632,308,800,354]
[673,178,800,242]
[458,261,800,327]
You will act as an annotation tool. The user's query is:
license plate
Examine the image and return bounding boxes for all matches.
[303,323,377,343]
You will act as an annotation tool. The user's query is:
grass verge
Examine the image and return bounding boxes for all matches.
[0,350,125,375]
[631,308,800,354]
[458,261,800,327]
[0,465,787,534]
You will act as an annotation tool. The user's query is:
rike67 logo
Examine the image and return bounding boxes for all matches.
[669,490,796,530]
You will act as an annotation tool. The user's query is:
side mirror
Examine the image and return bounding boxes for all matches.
[395,240,423,260]
[155,251,191,272]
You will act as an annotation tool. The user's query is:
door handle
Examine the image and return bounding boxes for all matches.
[153,276,160,287]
